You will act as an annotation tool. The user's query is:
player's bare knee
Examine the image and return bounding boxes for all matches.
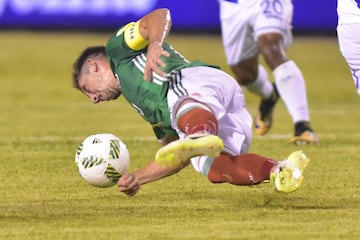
[257,34,288,69]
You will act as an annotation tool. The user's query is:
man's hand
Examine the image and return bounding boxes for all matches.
[144,41,170,82]
[117,173,141,197]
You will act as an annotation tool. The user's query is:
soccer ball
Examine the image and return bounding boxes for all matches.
[75,133,130,188]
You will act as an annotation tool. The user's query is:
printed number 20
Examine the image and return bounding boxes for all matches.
[261,0,283,15]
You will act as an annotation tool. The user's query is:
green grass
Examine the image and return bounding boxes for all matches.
[1,31,360,240]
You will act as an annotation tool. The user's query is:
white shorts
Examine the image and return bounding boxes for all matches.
[337,23,360,96]
[167,66,253,173]
[219,0,293,65]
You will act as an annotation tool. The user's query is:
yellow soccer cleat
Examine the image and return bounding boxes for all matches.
[155,134,224,167]
[270,150,310,193]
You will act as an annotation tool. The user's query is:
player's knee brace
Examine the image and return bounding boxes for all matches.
[175,102,218,135]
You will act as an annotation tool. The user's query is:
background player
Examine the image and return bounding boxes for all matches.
[218,0,319,144]
[337,0,360,96]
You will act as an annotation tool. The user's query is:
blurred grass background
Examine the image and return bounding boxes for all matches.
[0,31,360,240]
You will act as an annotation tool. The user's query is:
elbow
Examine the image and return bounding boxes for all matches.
[158,7,171,16]
[158,8,172,27]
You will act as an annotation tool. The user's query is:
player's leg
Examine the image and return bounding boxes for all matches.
[159,80,278,186]
[220,0,278,135]
[206,150,310,192]
[337,23,360,97]
[254,0,318,144]
[207,153,277,185]
[257,33,318,144]
[157,107,283,188]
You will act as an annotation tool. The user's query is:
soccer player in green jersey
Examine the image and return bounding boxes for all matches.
[72,8,310,196]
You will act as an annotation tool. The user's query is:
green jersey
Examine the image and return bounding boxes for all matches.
[104,22,214,140]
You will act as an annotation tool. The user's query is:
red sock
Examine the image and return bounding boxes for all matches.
[177,107,218,135]
[208,153,276,185]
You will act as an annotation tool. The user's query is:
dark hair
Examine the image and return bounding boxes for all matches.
[72,46,106,89]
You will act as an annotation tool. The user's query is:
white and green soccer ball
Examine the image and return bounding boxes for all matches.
[75,133,130,188]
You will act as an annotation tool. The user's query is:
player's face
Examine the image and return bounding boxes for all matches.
[79,60,121,104]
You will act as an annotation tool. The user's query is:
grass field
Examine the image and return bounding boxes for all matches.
[1,31,360,240]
